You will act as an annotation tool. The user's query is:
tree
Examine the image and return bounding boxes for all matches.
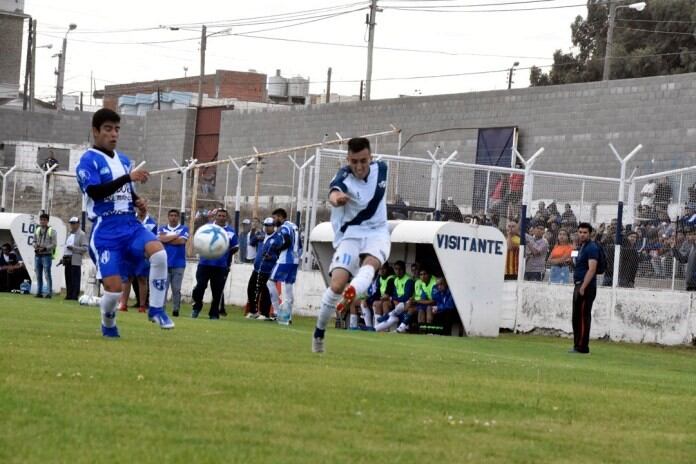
[530,0,696,86]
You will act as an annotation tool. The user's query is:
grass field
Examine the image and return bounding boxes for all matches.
[1,293,695,463]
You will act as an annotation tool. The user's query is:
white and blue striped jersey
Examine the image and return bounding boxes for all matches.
[329,160,389,246]
[138,214,157,234]
[76,148,134,220]
[275,221,300,266]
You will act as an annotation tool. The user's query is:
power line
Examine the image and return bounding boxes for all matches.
[616,26,696,37]
[383,2,585,12]
[615,18,696,25]
[381,0,560,7]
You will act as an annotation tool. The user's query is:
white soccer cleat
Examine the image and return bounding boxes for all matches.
[312,337,325,353]
[396,323,408,333]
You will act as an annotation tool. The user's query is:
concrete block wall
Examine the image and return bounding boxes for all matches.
[143,107,196,170]
[0,13,23,98]
[217,72,696,202]
[0,108,144,159]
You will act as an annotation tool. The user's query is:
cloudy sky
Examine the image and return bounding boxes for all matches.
[21,0,589,103]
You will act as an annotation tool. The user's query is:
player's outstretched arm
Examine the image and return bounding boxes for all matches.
[329,190,349,207]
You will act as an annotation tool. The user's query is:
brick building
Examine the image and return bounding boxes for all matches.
[101,69,267,110]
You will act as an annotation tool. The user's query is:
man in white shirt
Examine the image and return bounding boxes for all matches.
[640,179,656,208]
[312,137,390,353]
[63,217,88,300]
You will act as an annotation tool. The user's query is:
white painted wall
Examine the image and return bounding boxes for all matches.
[80,261,696,346]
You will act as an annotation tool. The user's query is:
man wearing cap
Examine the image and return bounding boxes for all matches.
[63,217,88,300]
[245,217,277,319]
[246,217,265,264]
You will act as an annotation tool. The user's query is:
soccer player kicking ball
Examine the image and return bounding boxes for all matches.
[77,108,174,337]
[312,137,390,353]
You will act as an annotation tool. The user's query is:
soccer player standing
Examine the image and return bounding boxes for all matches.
[312,137,390,353]
[76,109,174,337]
[266,208,301,325]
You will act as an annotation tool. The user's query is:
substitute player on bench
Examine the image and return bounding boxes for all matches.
[312,137,390,353]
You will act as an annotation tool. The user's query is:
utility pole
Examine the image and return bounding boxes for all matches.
[55,24,77,111]
[603,0,617,81]
[55,37,67,110]
[326,67,332,103]
[198,25,207,107]
[359,80,364,101]
[507,61,519,90]
[23,18,33,111]
[365,0,378,101]
[30,19,37,110]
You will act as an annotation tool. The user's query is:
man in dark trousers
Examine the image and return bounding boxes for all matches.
[245,217,278,320]
[63,217,88,300]
[571,222,600,354]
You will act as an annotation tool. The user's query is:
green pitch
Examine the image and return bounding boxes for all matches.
[1,294,695,463]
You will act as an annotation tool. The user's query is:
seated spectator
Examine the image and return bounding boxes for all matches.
[41,150,60,171]
[374,261,414,333]
[0,243,25,292]
[389,194,409,220]
[547,230,573,284]
[441,197,463,222]
[371,262,396,325]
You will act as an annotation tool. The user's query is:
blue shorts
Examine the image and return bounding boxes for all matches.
[416,304,429,313]
[270,263,298,284]
[90,215,157,279]
[121,258,150,281]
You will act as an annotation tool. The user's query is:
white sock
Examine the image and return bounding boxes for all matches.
[148,250,168,310]
[392,302,406,316]
[361,304,373,328]
[283,282,294,310]
[100,291,121,328]
[375,315,400,332]
[350,265,376,296]
[267,280,280,310]
[317,288,342,330]
[349,314,358,328]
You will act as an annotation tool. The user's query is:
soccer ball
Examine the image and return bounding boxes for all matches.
[193,223,229,259]
[78,295,101,306]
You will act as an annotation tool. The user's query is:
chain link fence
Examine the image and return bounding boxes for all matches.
[3,135,696,294]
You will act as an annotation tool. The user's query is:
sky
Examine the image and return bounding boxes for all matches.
[20,0,590,103]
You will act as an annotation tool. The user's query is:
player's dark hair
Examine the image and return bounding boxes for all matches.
[394,260,406,269]
[347,137,371,155]
[39,213,49,220]
[272,208,287,219]
[217,208,228,215]
[168,209,180,215]
[578,222,593,233]
[92,108,121,130]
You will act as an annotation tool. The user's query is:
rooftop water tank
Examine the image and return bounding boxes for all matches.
[288,76,309,98]
[268,69,288,98]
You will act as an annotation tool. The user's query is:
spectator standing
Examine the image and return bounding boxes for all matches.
[121,202,157,312]
[560,203,578,231]
[547,229,573,284]
[441,197,463,222]
[33,213,56,298]
[158,209,189,317]
[246,217,265,264]
[671,228,696,291]
[640,179,657,209]
[41,150,59,171]
[245,217,277,320]
[570,223,600,355]
[63,217,88,300]
[266,208,301,325]
[191,209,239,319]
[618,231,642,288]
[654,177,672,213]
[505,220,520,280]
[524,223,549,281]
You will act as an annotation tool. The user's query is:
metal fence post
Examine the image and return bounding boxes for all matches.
[289,154,315,230]
[609,143,642,339]
[513,148,544,332]
[173,158,196,226]
[672,173,684,290]
[0,166,17,212]
[37,163,58,215]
